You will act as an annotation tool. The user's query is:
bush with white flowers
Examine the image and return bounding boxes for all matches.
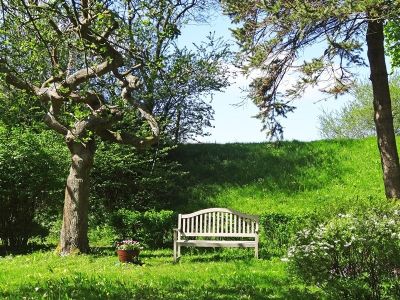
[287,205,400,299]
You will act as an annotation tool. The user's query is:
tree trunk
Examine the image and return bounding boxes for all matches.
[366,20,400,199]
[60,138,96,255]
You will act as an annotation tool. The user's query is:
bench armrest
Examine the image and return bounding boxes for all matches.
[173,228,188,240]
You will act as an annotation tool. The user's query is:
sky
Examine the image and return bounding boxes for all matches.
[177,10,370,143]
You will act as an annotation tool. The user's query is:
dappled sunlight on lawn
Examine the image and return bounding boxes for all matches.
[0,249,322,299]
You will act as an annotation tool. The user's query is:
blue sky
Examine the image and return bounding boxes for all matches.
[178,11,371,143]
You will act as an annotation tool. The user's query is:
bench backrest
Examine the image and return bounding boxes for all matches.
[178,208,259,238]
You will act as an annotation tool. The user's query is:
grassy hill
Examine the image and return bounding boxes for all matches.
[172,137,386,216]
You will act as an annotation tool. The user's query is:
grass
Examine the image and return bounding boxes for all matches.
[0,249,322,299]
[1,137,393,299]
[172,138,385,216]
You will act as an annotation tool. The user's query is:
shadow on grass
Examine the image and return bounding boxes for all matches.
[89,246,115,257]
[89,247,173,259]
[140,251,171,259]
[90,247,279,263]
[179,248,256,263]
[0,243,55,257]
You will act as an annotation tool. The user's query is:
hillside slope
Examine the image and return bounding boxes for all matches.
[171,138,386,216]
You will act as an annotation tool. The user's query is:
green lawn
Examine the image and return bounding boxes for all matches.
[0,249,321,300]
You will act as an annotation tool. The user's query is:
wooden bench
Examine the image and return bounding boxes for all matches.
[173,208,259,262]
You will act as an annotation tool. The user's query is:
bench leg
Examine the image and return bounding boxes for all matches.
[255,235,259,259]
[173,240,177,263]
[173,229,181,263]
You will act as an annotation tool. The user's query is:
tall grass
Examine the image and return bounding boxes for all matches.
[171,138,385,215]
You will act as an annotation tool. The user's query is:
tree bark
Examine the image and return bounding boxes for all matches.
[366,20,400,199]
[60,138,96,255]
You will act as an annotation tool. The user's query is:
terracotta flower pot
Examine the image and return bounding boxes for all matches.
[117,249,140,263]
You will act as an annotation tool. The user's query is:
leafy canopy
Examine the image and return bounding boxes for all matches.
[319,75,400,139]
[0,0,229,147]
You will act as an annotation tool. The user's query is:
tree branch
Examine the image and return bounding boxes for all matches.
[70,105,123,138]
[96,129,159,149]
[43,112,68,135]
[0,59,40,94]
[64,58,121,90]
[69,91,103,109]
[121,79,160,138]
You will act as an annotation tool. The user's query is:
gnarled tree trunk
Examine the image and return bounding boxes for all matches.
[367,19,400,199]
[60,138,96,255]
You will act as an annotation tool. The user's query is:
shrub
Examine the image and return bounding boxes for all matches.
[90,143,187,222]
[0,127,66,248]
[287,205,400,299]
[111,209,176,248]
[259,212,321,258]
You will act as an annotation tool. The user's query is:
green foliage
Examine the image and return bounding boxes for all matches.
[87,225,118,248]
[287,203,400,299]
[134,33,232,143]
[0,130,391,254]
[111,209,175,248]
[260,212,322,258]
[0,90,44,129]
[385,20,400,68]
[0,0,230,144]
[0,126,187,249]
[90,142,186,219]
[221,0,400,138]
[319,75,400,139]
[0,126,67,247]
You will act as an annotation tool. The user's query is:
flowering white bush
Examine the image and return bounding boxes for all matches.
[116,240,143,251]
[287,206,400,299]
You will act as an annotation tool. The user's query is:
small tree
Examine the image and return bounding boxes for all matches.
[319,75,400,139]
[221,0,400,199]
[0,0,226,254]
[385,19,400,68]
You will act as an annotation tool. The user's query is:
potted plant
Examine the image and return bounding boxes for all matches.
[116,240,143,263]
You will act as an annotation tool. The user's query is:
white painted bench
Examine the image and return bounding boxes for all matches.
[173,208,259,262]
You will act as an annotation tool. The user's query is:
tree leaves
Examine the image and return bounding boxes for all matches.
[221,0,399,139]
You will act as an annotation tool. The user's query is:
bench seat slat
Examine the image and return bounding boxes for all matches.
[180,232,257,237]
[176,240,257,248]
